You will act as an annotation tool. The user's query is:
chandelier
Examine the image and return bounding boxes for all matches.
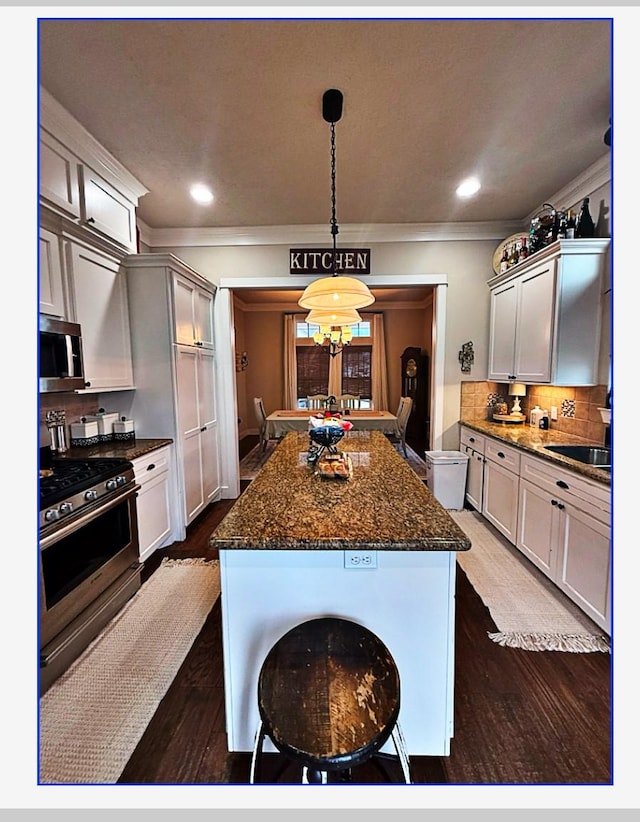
[306,307,361,358]
[298,89,375,320]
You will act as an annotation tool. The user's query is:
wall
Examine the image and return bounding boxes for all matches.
[157,238,496,449]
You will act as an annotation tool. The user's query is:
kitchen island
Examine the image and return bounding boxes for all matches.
[209,430,471,756]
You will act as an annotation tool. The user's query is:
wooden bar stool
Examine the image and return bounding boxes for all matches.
[249,616,412,784]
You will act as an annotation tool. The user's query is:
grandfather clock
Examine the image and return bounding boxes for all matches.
[400,346,429,453]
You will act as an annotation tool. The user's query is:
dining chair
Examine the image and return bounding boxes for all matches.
[253,397,269,452]
[387,396,413,456]
[307,395,328,410]
[338,394,360,410]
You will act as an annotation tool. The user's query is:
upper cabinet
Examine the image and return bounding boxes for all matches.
[487,238,610,385]
[173,272,215,349]
[39,87,148,254]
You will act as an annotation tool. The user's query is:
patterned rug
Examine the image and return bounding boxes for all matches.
[451,510,610,653]
[39,558,221,784]
[239,439,427,480]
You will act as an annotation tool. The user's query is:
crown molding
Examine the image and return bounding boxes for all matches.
[524,154,611,223]
[137,219,524,249]
[40,86,149,204]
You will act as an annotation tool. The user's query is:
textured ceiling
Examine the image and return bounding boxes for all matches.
[38,17,612,232]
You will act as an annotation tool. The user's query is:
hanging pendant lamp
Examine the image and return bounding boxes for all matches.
[298,89,375,313]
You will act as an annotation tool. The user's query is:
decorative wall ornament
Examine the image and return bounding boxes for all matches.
[235,352,248,372]
[458,341,474,373]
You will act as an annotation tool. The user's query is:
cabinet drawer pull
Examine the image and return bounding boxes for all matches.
[497,451,506,459]
[146,463,156,471]
[469,436,475,443]
[556,480,569,490]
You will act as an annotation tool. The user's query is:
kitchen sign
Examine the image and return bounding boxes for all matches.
[290,248,371,276]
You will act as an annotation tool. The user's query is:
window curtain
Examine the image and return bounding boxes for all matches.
[328,354,342,398]
[283,314,297,407]
[371,313,389,411]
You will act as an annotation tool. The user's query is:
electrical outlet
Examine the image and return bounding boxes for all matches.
[344,550,377,569]
[550,406,558,421]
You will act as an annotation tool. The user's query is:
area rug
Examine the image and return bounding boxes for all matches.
[450,510,610,653]
[239,439,427,480]
[39,558,221,784]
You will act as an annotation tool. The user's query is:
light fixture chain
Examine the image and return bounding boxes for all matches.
[330,120,339,275]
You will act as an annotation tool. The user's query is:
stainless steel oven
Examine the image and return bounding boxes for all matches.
[39,450,142,694]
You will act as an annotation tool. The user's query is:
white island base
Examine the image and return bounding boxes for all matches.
[220,548,457,756]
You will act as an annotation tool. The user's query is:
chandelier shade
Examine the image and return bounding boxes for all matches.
[299,277,374,311]
[305,307,362,326]
[297,88,375,315]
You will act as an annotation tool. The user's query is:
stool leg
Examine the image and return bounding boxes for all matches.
[249,721,265,784]
[302,766,328,784]
[391,723,412,784]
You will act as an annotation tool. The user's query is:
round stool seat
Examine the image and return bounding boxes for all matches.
[256,616,402,775]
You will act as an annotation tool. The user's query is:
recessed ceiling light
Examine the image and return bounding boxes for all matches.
[190,184,214,204]
[456,177,481,198]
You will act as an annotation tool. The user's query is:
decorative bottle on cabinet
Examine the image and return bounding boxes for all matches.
[575,198,595,238]
[566,209,576,239]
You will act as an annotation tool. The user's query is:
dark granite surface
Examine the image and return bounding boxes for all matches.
[210,430,471,552]
[52,438,173,462]
[459,420,610,486]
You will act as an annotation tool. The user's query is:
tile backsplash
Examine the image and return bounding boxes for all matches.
[460,381,609,443]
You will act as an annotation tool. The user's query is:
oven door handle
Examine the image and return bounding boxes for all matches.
[40,483,140,550]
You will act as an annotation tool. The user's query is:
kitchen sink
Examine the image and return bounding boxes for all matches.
[543,444,611,469]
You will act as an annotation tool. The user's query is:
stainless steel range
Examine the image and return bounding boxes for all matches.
[39,447,142,694]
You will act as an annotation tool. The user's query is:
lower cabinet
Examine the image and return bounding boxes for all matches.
[482,439,520,543]
[458,424,611,634]
[460,427,485,512]
[517,454,611,633]
[132,446,174,562]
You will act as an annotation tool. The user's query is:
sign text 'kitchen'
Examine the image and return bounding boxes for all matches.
[290,248,371,276]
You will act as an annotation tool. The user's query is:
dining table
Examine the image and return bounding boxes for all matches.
[265,408,399,439]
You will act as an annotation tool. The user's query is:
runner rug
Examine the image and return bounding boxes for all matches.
[39,558,220,784]
[450,510,610,653]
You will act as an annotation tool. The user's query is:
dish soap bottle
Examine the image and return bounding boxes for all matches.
[539,410,550,430]
[530,405,543,427]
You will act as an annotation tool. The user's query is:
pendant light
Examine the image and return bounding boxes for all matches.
[298,89,375,313]
[305,306,361,358]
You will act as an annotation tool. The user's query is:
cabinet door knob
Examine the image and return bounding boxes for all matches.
[86,217,95,224]
[551,499,558,506]
[201,426,206,432]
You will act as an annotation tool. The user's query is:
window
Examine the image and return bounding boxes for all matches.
[296,346,329,401]
[341,346,372,401]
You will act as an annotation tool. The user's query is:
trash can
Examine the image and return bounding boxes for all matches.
[424,450,469,510]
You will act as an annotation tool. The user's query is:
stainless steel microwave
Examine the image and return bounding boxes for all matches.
[39,316,85,392]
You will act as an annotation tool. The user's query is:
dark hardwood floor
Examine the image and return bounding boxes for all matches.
[118,435,611,786]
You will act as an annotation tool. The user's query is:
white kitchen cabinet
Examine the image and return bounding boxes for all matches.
[124,254,221,540]
[175,345,220,524]
[517,453,610,633]
[482,439,520,543]
[459,426,485,512]
[132,445,175,561]
[65,239,135,391]
[40,129,82,221]
[40,87,147,253]
[173,273,215,349]
[39,225,67,318]
[487,238,610,385]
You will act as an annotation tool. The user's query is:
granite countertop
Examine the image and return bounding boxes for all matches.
[210,430,471,552]
[459,420,610,485]
[54,438,173,462]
